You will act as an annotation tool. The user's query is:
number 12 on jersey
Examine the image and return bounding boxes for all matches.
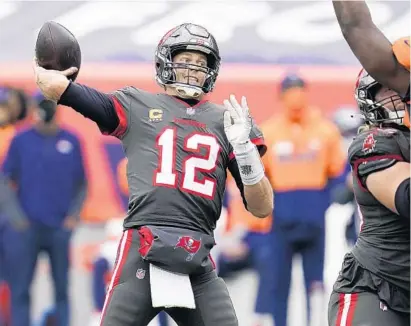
[154,127,221,199]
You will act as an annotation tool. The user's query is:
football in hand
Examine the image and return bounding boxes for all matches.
[35,21,81,81]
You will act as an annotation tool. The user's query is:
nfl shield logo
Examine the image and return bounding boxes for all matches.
[186,107,195,116]
[136,268,146,279]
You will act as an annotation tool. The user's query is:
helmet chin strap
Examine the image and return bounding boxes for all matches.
[171,83,203,99]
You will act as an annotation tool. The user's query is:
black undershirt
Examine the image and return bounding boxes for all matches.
[395,178,410,220]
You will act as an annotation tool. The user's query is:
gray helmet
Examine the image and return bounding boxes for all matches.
[155,23,221,98]
[355,68,405,125]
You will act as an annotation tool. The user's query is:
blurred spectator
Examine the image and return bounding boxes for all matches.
[260,74,346,326]
[0,86,31,326]
[0,87,18,159]
[0,87,31,230]
[330,106,364,246]
[1,92,87,326]
[0,87,29,131]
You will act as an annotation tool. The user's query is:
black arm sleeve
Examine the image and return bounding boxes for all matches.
[228,159,247,210]
[58,82,119,134]
[332,1,410,96]
[395,178,410,219]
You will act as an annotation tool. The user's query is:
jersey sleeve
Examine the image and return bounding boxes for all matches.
[108,86,151,139]
[106,87,134,139]
[228,118,267,161]
[227,159,248,209]
[58,82,128,137]
[249,118,267,156]
[348,128,406,189]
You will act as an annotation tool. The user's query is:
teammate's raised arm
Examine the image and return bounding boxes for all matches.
[332,0,409,96]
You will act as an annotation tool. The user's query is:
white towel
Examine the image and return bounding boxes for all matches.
[149,263,196,309]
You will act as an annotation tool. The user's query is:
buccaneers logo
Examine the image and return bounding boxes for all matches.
[362,133,377,153]
[175,236,201,261]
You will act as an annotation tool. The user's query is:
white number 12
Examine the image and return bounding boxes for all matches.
[154,127,221,199]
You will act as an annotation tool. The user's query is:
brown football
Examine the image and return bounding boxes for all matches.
[35,21,81,81]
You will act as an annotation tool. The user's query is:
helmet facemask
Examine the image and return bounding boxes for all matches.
[155,23,221,99]
[156,46,219,98]
[356,78,406,126]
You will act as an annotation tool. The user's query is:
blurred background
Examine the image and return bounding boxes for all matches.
[0,1,409,326]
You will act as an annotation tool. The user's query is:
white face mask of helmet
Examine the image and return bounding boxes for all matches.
[355,69,406,126]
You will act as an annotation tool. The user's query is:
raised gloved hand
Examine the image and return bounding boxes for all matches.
[223,94,264,185]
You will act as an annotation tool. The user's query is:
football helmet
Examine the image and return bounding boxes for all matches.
[155,23,220,98]
[355,69,406,126]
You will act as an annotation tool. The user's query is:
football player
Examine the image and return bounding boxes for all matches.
[328,69,410,325]
[33,23,273,326]
[332,0,410,115]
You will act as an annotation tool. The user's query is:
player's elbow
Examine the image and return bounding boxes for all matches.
[244,177,274,218]
[248,195,274,218]
[249,205,272,219]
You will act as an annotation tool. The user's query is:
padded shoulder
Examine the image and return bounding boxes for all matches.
[348,128,406,182]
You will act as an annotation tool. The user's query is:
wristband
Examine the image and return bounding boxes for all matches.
[233,141,265,185]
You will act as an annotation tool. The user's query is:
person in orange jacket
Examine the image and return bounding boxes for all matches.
[260,74,346,326]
